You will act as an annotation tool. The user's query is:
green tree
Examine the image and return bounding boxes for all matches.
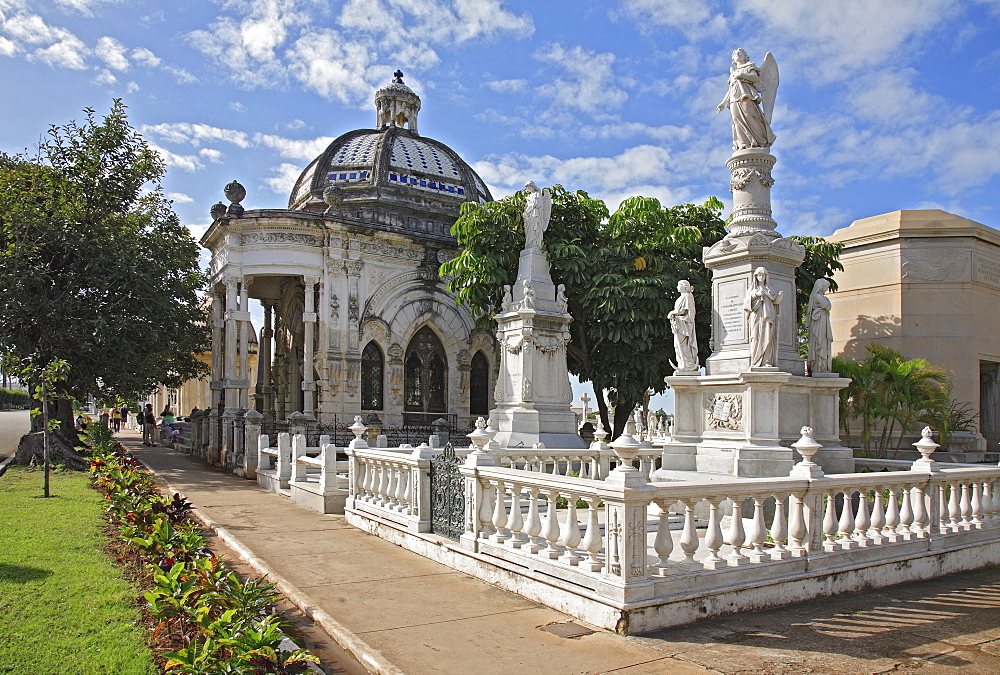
[443,186,725,435]
[0,101,208,440]
[833,344,952,458]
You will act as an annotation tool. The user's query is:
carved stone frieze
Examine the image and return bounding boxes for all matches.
[902,250,969,282]
[706,393,743,431]
[242,232,323,247]
[359,240,424,260]
[729,167,774,191]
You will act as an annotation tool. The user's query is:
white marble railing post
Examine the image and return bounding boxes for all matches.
[257,435,271,472]
[292,433,307,483]
[276,432,292,482]
[319,443,337,492]
[411,444,434,532]
[243,410,263,479]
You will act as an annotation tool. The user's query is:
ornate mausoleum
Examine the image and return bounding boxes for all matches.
[199,73,495,457]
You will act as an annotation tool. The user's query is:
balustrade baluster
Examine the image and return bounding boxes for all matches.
[870,489,886,543]
[542,489,564,559]
[747,497,767,563]
[679,500,700,566]
[823,491,838,552]
[386,464,398,507]
[561,495,584,565]
[948,482,961,532]
[726,497,748,565]
[397,469,410,513]
[971,482,984,528]
[478,479,496,538]
[787,492,807,556]
[910,485,927,537]
[960,483,973,530]
[983,481,996,522]
[355,461,367,499]
[580,496,604,572]
[898,484,914,538]
[884,487,900,541]
[854,489,871,546]
[508,483,528,548]
[524,487,544,553]
[703,498,725,570]
[770,494,789,560]
[364,460,376,501]
[378,461,391,505]
[653,503,674,572]
[589,455,600,480]
[492,480,511,542]
[837,490,856,550]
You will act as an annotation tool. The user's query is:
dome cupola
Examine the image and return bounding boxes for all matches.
[375,70,421,134]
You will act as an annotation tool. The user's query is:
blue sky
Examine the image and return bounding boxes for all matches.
[2,0,999,412]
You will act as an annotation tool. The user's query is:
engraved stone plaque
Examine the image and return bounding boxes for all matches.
[718,278,747,344]
[974,253,1000,289]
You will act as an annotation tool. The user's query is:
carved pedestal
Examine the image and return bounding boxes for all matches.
[657,371,854,478]
[490,248,584,449]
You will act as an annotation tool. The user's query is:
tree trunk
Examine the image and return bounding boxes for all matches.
[612,401,636,439]
[54,397,79,447]
[15,430,90,471]
[594,383,611,434]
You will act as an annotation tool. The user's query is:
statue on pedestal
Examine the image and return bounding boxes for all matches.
[806,278,833,374]
[717,48,778,151]
[744,267,782,367]
[668,279,699,373]
[523,181,552,250]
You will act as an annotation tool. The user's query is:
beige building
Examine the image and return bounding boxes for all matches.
[827,210,1000,449]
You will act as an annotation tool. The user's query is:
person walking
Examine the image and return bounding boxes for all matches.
[120,404,130,431]
[142,403,157,446]
[111,406,121,433]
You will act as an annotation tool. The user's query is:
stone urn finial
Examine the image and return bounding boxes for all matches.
[467,416,491,452]
[210,201,227,220]
[911,426,940,473]
[225,180,246,217]
[609,428,640,467]
[348,415,368,449]
[789,426,824,479]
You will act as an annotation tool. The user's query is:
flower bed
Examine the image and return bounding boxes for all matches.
[86,424,319,673]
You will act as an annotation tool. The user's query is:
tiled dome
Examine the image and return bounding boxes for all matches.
[288,73,491,220]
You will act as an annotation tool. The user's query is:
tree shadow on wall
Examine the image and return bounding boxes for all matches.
[839,314,901,360]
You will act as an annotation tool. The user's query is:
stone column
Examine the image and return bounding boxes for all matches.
[344,261,363,400]
[302,276,320,416]
[223,275,240,411]
[255,300,274,413]
[208,288,224,462]
[238,277,252,410]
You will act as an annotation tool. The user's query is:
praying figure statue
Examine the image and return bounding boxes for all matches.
[806,278,833,374]
[522,181,552,250]
[717,48,778,151]
[744,266,782,367]
[501,284,513,312]
[521,280,535,309]
[668,279,699,372]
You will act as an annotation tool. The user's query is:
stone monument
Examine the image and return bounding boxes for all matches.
[658,49,853,478]
[490,183,586,449]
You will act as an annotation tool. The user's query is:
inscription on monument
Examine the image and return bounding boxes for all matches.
[974,254,1000,289]
[718,278,747,344]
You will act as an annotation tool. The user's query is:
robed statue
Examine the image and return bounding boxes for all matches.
[744,267,782,368]
[668,279,699,373]
[523,181,552,250]
[717,48,778,151]
[806,278,833,374]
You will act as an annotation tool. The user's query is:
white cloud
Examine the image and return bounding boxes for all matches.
[94,35,128,70]
[738,0,959,80]
[484,78,527,93]
[253,133,335,160]
[618,0,727,36]
[129,46,159,68]
[32,35,87,69]
[199,148,223,163]
[93,67,115,85]
[141,122,252,149]
[54,0,121,15]
[535,43,628,114]
[0,35,15,56]
[167,192,194,204]
[229,101,247,113]
[148,144,204,172]
[262,162,302,194]
[125,80,138,93]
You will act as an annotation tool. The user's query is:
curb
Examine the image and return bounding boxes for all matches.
[0,454,15,478]
[133,453,404,675]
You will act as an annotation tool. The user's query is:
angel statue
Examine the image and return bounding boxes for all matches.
[523,181,552,250]
[717,48,778,151]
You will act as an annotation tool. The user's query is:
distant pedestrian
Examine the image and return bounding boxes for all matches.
[111,406,121,432]
[120,404,130,431]
[142,403,157,446]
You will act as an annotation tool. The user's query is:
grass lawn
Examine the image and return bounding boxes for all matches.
[0,467,157,674]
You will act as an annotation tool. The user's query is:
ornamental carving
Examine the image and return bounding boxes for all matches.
[359,240,424,260]
[344,261,364,276]
[348,295,359,322]
[902,250,969,282]
[501,335,523,354]
[729,167,774,191]
[706,393,743,430]
[241,232,322,246]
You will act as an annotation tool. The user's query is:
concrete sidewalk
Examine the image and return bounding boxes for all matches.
[123,432,1000,675]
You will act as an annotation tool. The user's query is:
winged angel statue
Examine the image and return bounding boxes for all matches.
[717,49,779,151]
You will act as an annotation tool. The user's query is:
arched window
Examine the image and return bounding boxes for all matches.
[404,326,448,416]
[361,341,384,411]
[470,351,489,416]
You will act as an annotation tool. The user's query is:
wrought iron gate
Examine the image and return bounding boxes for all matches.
[429,444,465,541]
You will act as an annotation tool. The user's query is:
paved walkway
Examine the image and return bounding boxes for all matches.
[124,432,1000,675]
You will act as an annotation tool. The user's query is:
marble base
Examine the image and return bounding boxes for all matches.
[661,371,854,477]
